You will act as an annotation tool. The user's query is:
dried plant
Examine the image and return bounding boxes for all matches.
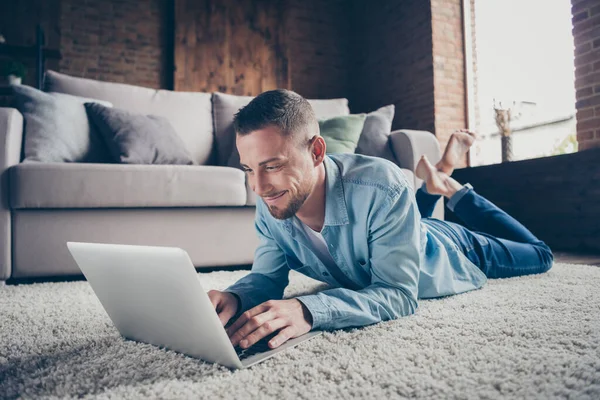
[493,99,518,137]
[493,99,523,162]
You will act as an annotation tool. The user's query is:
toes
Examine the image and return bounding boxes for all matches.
[458,128,478,139]
[418,155,430,169]
[423,156,437,170]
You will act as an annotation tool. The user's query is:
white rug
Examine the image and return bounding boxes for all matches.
[1,263,599,400]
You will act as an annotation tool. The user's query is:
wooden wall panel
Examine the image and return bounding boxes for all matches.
[174,0,289,95]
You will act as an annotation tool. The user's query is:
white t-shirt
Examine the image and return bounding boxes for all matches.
[294,218,338,271]
[293,217,360,289]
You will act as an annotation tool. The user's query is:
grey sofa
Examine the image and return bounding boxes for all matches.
[0,71,443,281]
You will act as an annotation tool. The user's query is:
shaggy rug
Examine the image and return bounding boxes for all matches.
[1,263,599,400]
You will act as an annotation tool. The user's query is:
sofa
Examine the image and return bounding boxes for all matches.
[0,70,443,281]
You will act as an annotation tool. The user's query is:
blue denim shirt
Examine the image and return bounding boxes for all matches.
[224,154,488,331]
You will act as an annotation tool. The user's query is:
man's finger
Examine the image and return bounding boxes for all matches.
[229,310,275,346]
[226,303,269,337]
[239,318,288,349]
[229,310,276,347]
[268,326,296,349]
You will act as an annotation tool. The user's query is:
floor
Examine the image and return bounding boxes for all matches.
[553,251,600,267]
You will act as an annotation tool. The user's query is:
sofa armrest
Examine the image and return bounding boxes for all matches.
[390,129,444,220]
[0,108,24,280]
[390,129,441,172]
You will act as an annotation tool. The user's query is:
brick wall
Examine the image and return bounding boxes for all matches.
[0,0,62,87]
[3,0,474,147]
[350,0,435,133]
[56,0,476,146]
[431,0,474,167]
[287,0,353,99]
[470,0,480,136]
[572,0,600,150]
[58,0,353,97]
[59,0,170,89]
[351,0,475,167]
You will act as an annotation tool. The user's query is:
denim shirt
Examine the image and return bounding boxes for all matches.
[224,154,488,331]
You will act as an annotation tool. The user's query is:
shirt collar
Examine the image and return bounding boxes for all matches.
[322,155,349,226]
[281,155,349,235]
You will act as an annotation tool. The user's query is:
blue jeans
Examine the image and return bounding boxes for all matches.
[416,183,554,279]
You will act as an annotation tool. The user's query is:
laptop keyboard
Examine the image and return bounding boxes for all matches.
[234,331,279,360]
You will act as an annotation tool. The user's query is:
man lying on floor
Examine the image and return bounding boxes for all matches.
[207,89,554,351]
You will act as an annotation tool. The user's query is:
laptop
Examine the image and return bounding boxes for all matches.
[66,241,322,369]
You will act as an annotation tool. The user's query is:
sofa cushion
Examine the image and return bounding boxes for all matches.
[355,104,396,162]
[212,92,350,169]
[44,70,214,165]
[10,162,247,209]
[319,114,367,154]
[85,103,195,165]
[11,84,112,163]
[245,166,416,206]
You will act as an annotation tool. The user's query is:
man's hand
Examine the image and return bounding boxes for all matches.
[226,299,313,350]
[207,290,240,327]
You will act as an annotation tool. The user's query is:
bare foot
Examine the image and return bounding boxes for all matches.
[416,155,463,198]
[435,129,477,176]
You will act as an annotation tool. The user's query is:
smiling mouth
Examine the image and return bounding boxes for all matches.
[264,191,286,201]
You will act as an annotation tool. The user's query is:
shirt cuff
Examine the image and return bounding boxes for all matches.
[446,183,473,212]
[222,289,248,319]
[295,294,330,331]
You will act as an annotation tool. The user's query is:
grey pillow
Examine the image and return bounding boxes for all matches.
[355,104,396,162]
[84,103,196,165]
[11,84,113,163]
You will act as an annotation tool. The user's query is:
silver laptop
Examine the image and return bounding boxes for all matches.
[66,241,322,369]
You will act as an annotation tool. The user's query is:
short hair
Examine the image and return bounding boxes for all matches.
[232,89,319,143]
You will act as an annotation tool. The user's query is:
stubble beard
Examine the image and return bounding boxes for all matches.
[267,188,311,220]
[267,173,314,220]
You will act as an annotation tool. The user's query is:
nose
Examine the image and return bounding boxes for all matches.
[251,172,271,197]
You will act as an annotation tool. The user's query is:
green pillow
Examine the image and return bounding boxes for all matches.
[319,114,367,154]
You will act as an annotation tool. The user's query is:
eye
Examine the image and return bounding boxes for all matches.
[265,165,280,171]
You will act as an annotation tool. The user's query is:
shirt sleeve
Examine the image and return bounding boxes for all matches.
[223,204,290,316]
[295,183,421,330]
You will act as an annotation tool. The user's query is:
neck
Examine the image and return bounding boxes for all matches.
[296,162,326,232]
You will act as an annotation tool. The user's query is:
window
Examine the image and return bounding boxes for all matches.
[471,0,576,166]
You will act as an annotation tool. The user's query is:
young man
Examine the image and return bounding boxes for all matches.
[207,89,553,352]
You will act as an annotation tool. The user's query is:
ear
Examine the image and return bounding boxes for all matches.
[311,136,326,165]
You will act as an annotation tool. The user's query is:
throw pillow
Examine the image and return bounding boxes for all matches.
[45,70,214,165]
[11,84,112,163]
[355,104,396,162]
[84,103,195,165]
[319,114,367,154]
